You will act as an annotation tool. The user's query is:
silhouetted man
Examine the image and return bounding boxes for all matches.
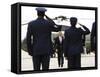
[91,22,96,53]
[27,7,61,71]
[54,31,64,67]
[63,17,90,69]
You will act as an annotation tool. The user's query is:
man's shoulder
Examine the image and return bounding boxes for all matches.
[43,19,51,23]
[77,27,82,30]
[77,27,83,32]
[30,19,49,23]
[28,20,36,24]
[65,27,71,32]
[67,27,82,31]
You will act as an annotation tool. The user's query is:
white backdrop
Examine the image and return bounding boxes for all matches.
[0,0,100,77]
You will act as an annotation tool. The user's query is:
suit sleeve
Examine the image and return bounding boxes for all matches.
[50,24,62,32]
[90,23,96,51]
[91,23,95,39]
[79,25,90,35]
[63,31,69,57]
[47,19,62,32]
[26,23,33,56]
[45,15,62,32]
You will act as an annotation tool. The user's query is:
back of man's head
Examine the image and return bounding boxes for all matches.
[37,11,45,17]
[36,7,47,17]
[70,17,77,27]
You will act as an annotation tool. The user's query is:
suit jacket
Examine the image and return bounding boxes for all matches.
[63,26,90,56]
[91,22,96,51]
[27,18,61,56]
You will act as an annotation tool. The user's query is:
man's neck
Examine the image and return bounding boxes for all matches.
[38,16,44,19]
[71,26,76,28]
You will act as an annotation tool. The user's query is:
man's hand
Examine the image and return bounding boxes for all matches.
[78,23,84,27]
[28,50,33,56]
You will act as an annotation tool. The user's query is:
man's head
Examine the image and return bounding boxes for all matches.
[36,7,47,17]
[70,17,77,27]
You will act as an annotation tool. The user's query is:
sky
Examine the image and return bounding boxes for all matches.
[21,6,95,40]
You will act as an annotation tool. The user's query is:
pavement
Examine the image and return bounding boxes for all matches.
[21,50,95,71]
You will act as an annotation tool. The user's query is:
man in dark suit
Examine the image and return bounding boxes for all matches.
[54,31,64,67]
[91,22,96,53]
[63,17,90,69]
[27,7,61,71]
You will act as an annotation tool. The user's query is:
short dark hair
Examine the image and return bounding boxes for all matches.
[70,17,77,27]
[37,11,45,17]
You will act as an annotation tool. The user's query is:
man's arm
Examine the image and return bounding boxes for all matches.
[26,23,33,56]
[91,23,95,39]
[79,23,90,35]
[45,15,62,32]
[90,22,96,51]
[63,31,69,57]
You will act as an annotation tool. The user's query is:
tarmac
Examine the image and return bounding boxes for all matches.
[21,50,95,71]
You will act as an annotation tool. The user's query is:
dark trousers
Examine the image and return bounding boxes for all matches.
[57,52,64,67]
[32,55,50,71]
[67,54,81,69]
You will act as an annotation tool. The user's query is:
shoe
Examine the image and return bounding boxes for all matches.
[61,65,63,67]
[58,65,60,67]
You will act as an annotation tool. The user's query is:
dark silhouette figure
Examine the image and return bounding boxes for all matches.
[91,22,96,53]
[81,34,86,54]
[54,32,64,67]
[50,42,56,58]
[27,7,62,71]
[63,17,90,69]
[82,34,86,46]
